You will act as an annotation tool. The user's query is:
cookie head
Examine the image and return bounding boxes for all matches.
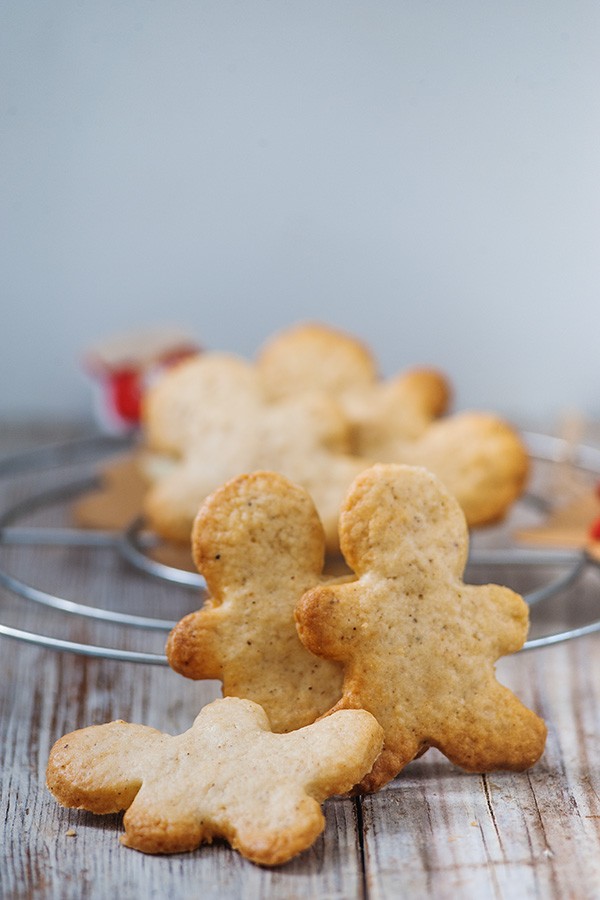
[339,464,468,580]
[192,470,326,596]
[142,352,258,457]
[258,321,378,401]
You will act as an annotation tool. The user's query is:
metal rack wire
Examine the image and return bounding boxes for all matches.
[0,432,599,663]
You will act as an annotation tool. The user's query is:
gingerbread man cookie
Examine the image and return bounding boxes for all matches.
[142,352,260,458]
[46,697,384,865]
[295,464,547,793]
[257,323,526,523]
[166,471,345,732]
[141,353,367,550]
[257,321,451,447]
[387,411,530,527]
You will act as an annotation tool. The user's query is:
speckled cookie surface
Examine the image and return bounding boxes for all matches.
[166,471,345,732]
[295,464,547,793]
[46,697,384,865]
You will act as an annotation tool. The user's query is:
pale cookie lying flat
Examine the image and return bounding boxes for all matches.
[257,321,451,447]
[167,471,344,732]
[295,464,547,793]
[344,366,452,453]
[141,353,366,550]
[257,321,379,401]
[46,697,384,865]
[142,352,260,458]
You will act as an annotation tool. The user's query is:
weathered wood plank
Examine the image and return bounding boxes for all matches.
[362,640,600,899]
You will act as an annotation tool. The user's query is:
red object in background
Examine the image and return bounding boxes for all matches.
[110,368,143,424]
[108,348,198,426]
[84,328,200,433]
[588,481,600,542]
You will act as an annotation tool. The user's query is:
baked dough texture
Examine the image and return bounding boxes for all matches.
[385,412,529,527]
[295,463,547,793]
[257,321,451,447]
[46,697,384,865]
[139,322,528,549]
[166,471,344,732]
[141,353,366,550]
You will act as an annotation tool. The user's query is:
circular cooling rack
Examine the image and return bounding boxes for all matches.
[0,432,599,664]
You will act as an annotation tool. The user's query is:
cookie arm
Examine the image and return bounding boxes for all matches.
[477,584,530,656]
[165,608,225,680]
[295,583,363,663]
[46,721,162,814]
[285,709,384,796]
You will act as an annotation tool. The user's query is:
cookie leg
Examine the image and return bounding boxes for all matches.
[226,792,325,867]
[431,685,547,773]
[122,783,207,854]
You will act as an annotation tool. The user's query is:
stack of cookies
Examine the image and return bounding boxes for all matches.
[140,322,530,554]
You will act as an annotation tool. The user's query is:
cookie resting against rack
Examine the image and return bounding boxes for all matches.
[166,471,345,733]
[140,352,367,553]
[295,464,547,794]
[46,697,384,865]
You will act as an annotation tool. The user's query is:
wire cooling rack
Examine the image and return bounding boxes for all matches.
[0,432,599,664]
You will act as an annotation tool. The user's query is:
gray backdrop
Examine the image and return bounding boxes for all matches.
[2,1,599,426]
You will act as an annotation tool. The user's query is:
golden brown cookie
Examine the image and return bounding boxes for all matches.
[46,697,384,865]
[295,464,547,793]
[167,471,345,732]
[142,353,366,549]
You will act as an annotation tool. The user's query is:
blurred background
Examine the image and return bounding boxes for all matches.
[2,1,599,428]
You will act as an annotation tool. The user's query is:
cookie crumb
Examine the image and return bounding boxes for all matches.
[66,828,77,837]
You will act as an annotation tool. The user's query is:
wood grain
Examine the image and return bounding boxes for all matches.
[2,422,600,898]
[362,642,600,899]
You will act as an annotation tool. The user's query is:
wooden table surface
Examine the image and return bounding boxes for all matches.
[2,422,600,900]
